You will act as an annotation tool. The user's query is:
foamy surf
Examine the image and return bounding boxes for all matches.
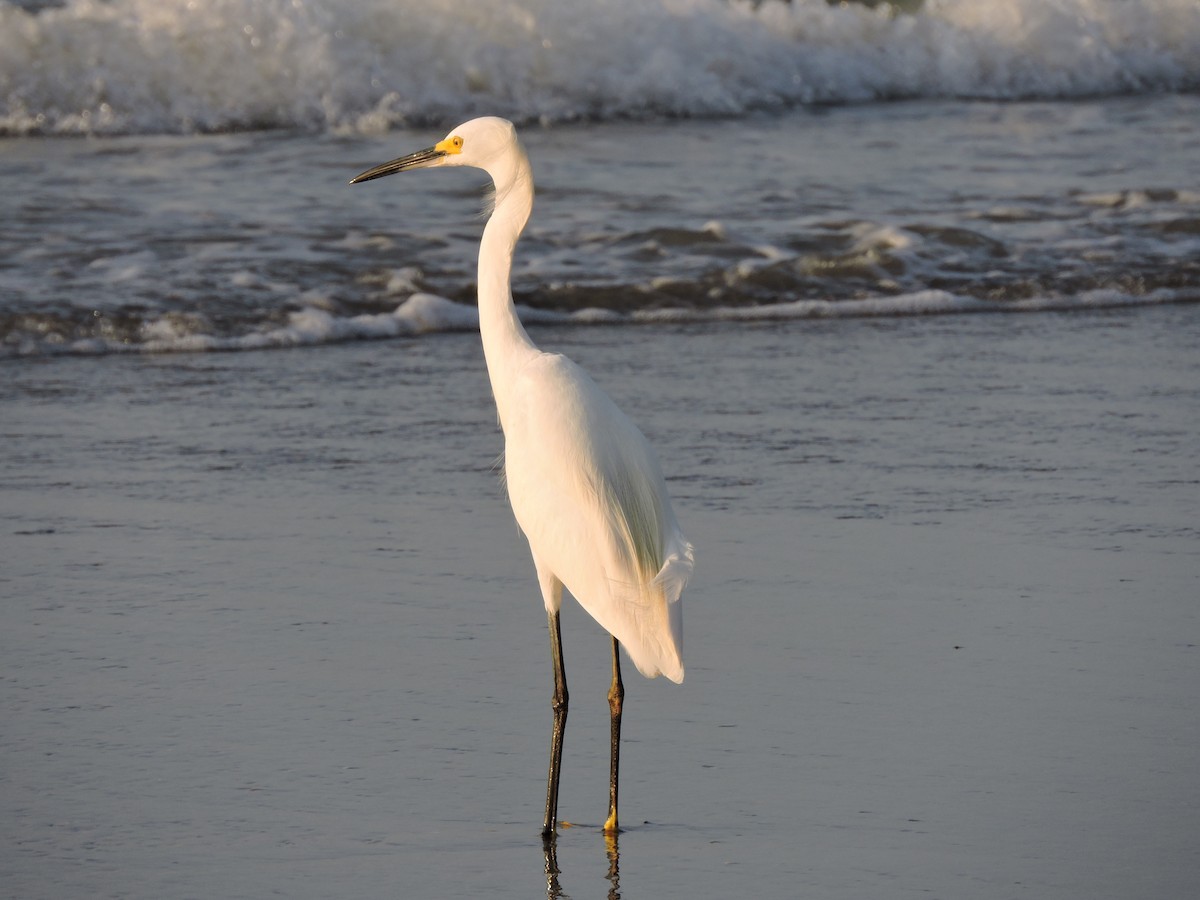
[3,0,1199,135]
[13,287,1188,357]
[4,88,1198,358]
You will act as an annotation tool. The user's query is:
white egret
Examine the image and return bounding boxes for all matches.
[350,117,693,836]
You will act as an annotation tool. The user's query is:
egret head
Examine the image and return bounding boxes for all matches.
[349,117,521,185]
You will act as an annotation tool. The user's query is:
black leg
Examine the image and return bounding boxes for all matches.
[604,635,624,833]
[542,610,569,837]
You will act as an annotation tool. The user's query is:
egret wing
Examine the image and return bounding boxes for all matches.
[502,352,691,681]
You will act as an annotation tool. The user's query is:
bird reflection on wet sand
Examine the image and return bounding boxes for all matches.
[543,833,620,900]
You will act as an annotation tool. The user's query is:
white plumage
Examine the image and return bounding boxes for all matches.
[504,350,690,682]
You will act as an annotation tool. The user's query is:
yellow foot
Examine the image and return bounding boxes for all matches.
[602,812,619,834]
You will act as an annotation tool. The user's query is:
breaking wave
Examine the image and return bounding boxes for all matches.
[3,0,1200,135]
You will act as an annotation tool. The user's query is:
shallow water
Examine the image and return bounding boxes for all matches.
[4,306,1198,898]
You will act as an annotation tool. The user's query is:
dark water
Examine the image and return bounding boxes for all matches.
[3,96,1199,355]
[3,304,1198,898]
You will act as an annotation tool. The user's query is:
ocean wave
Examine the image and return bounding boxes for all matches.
[5,286,1194,358]
[3,0,1199,135]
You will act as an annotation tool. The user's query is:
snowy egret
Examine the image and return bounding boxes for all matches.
[350,118,693,836]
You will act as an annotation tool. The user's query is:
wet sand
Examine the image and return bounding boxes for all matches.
[3,305,1198,898]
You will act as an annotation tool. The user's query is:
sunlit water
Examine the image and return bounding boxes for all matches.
[5,0,1198,135]
[4,307,1198,898]
[4,2,1200,353]
[3,1,1200,896]
[2,93,1199,356]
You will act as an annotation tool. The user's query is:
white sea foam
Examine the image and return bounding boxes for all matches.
[23,286,1177,357]
[3,0,1198,135]
[132,292,478,353]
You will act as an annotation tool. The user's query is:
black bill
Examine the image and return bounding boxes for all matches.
[349,147,446,184]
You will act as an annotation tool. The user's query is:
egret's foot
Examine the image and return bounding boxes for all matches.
[542,819,576,837]
[602,812,619,834]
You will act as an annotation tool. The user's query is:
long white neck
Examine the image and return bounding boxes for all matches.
[478,141,538,425]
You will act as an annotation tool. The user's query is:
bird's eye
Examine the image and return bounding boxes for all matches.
[433,135,465,155]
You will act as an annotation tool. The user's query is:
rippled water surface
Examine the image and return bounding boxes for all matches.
[3,6,1199,891]
[4,304,1198,898]
[3,95,1199,354]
